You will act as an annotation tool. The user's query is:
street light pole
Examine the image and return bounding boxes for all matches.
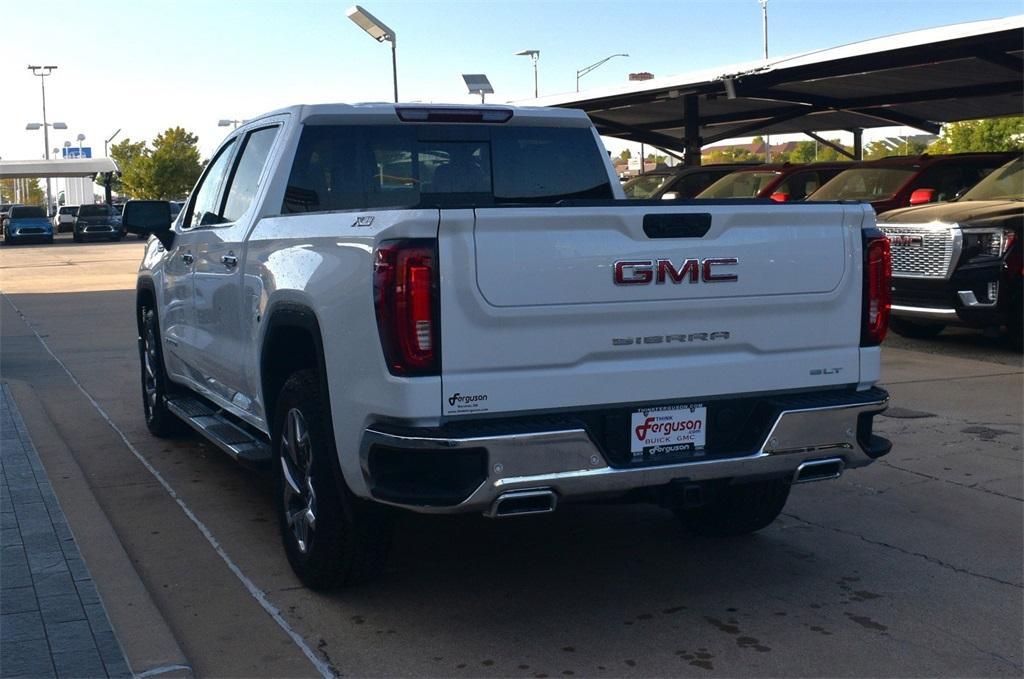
[515,50,540,98]
[758,0,771,163]
[346,6,399,103]
[104,128,121,157]
[28,65,58,215]
[576,53,628,92]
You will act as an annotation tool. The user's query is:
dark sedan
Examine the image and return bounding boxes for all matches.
[73,204,124,242]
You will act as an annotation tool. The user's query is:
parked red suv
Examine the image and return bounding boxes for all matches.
[807,152,1017,214]
[695,162,853,202]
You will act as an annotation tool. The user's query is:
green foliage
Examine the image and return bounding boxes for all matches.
[778,140,853,163]
[0,179,44,206]
[703,147,757,164]
[928,117,1024,154]
[618,149,631,162]
[112,127,204,200]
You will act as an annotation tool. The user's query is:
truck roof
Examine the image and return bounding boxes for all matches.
[244,102,593,128]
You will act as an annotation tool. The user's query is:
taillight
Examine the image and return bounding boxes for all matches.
[862,230,891,347]
[374,240,439,375]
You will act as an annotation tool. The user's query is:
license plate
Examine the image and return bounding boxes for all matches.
[630,403,706,458]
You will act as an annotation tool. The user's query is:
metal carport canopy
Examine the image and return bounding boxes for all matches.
[525,15,1023,159]
[0,158,119,179]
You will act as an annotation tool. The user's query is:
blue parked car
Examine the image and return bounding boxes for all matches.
[1,205,53,245]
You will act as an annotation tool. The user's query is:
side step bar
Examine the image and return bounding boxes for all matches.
[166,397,272,465]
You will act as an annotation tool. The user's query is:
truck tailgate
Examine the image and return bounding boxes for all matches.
[438,203,868,417]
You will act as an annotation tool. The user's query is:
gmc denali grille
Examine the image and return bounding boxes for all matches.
[878,223,959,279]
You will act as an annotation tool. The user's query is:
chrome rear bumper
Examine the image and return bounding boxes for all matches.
[360,391,889,515]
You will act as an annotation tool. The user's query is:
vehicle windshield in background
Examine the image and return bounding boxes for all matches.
[622,173,673,199]
[10,206,46,219]
[283,125,614,213]
[808,167,915,201]
[697,171,779,198]
[59,207,76,215]
[959,158,1024,201]
[78,205,115,217]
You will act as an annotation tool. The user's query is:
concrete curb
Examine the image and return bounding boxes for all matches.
[6,379,193,678]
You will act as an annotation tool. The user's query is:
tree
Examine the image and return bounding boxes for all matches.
[0,179,44,206]
[928,117,1024,154]
[110,138,148,198]
[146,127,204,200]
[618,149,632,162]
[111,127,204,200]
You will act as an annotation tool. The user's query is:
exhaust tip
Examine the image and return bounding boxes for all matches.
[487,489,557,518]
[793,458,844,484]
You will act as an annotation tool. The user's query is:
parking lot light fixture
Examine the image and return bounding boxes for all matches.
[218,119,243,129]
[515,50,540,98]
[104,128,121,157]
[576,53,628,92]
[346,5,398,103]
[28,65,60,215]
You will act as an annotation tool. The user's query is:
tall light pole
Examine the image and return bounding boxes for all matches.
[218,119,243,129]
[104,128,121,157]
[347,5,398,103]
[515,50,540,98]
[576,53,628,92]
[77,133,86,156]
[758,0,771,163]
[27,65,61,214]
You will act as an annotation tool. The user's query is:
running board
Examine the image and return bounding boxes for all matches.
[166,397,272,465]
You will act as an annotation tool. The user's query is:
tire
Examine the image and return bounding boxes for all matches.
[46,236,54,245]
[73,232,83,243]
[674,478,790,537]
[274,369,394,590]
[139,308,187,438]
[889,317,945,339]
[1007,306,1022,352]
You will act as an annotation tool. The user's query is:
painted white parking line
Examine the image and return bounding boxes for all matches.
[3,294,335,679]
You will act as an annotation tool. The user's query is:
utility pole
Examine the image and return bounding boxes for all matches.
[758,1,771,163]
[28,65,57,215]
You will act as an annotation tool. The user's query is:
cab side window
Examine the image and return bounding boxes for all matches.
[222,127,280,223]
[185,139,237,230]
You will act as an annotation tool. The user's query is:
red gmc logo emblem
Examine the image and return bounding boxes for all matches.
[890,235,923,247]
[614,258,739,285]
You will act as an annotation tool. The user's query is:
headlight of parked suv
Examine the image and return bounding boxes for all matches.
[962,228,1016,258]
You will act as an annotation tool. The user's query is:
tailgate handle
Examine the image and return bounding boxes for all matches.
[643,213,711,239]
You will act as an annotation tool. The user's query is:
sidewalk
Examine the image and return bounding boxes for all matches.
[1,384,131,679]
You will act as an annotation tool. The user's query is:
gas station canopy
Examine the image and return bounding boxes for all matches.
[528,15,1024,159]
[0,158,118,180]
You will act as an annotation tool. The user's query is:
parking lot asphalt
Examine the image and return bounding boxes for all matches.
[1,237,1022,678]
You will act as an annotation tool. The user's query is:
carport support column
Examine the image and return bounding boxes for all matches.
[682,94,702,167]
[852,128,863,160]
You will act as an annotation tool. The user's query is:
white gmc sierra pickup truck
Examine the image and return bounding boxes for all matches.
[122,103,893,589]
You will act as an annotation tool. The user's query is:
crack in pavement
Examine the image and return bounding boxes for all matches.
[783,512,1022,590]
[879,460,1023,502]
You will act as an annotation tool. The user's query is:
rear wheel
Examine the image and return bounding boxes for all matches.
[274,369,393,590]
[673,478,790,537]
[889,317,945,339]
[73,232,83,243]
[139,308,187,438]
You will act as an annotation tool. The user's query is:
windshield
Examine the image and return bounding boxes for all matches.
[622,173,674,199]
[283,124,613,213]
[959,158,1024,201]
[808,167,915,201]
[78,205,114,217]
[11,206,46,219]
[59,207,76,215]
[697,171,779,198]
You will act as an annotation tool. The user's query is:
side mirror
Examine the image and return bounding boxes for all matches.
[122,200,174,247]
[770,192,790,202]
[660,191,680,200]
[909,188,935,205]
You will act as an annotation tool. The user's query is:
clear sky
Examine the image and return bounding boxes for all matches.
[1,0,1020,161]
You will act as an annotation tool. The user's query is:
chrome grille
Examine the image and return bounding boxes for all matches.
[878,223,960,279]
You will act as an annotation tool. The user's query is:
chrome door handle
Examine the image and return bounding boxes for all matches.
[221,253,238,269]
[181,252,194,265]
